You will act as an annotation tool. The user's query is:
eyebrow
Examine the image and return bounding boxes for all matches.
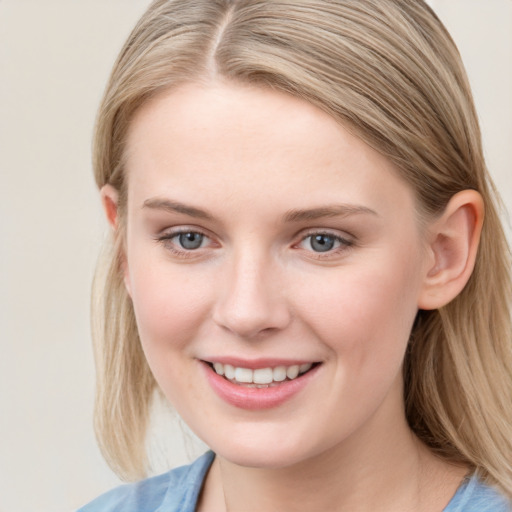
[142,198,213,220]
[283,205,378,222]
[142,197,378,222]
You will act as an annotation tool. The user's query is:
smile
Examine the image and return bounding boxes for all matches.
[201,359,321,410]
[211,362,314,387]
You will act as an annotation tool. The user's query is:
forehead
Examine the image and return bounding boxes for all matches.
[124,82,415,219]
[127,82,378,168]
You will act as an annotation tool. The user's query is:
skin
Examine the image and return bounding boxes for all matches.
[103,81,483,511]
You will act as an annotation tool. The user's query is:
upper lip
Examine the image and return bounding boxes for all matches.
[200,357,320,369]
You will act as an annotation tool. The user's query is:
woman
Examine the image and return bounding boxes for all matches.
[80,0,512,510]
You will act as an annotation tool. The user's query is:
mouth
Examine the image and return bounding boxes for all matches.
[205,361,319,388]
[200,358,321,409]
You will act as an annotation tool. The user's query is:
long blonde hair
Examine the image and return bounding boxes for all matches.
[91,0,512,495]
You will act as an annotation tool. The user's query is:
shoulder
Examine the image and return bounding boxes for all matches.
[77,451,215,512]
[444,474,511,512]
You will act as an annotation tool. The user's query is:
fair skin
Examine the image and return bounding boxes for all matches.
[102,82,483,511]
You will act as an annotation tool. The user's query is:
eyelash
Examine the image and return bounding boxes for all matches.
[156,228,213,259]
[296,231,354,259]
[156,228,354,259]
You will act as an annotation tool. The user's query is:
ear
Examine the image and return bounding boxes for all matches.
[100,184,132,297]
[100,184,119,229]
[418,190,484,310]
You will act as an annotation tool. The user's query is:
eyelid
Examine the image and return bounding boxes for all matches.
[156,226,218,257]
[294,228,355,259]
[157,224,213,240]
[298,227,355,243]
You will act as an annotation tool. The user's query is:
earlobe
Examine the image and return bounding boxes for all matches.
[100,184,120,229]
[418,190,484,310]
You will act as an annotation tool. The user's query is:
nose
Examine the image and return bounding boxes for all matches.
[212,248,291,339]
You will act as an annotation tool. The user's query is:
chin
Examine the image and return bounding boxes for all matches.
[220,447,305,469]
[205,428,325,470]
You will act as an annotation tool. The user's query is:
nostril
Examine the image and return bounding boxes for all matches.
[213,303,292,339]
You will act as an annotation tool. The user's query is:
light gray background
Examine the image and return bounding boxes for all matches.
[0,1,511,511]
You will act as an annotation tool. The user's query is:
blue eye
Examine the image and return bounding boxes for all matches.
[298,232,352,255]
[176,232,205,250]
[309,234,337,252]
[157,229,214,258]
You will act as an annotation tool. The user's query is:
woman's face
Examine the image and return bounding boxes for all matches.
[119,82,431,468]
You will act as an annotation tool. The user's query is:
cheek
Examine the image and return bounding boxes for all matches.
[291,253,422,363]
[126,256,216,408]
[125,248,212,355]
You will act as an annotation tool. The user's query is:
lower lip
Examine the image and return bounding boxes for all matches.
[201,362,320,410]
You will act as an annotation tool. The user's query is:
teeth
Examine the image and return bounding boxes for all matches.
[234,367,253,383]
[300,363,312,373]
[211,362,315,384]
[286,365,299,379]
[213,362,224,376]
[253,368,273,384]
[273,366,287,382]
[224,364,235,380]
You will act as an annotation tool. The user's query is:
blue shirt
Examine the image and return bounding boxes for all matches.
[78,451,510,511]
